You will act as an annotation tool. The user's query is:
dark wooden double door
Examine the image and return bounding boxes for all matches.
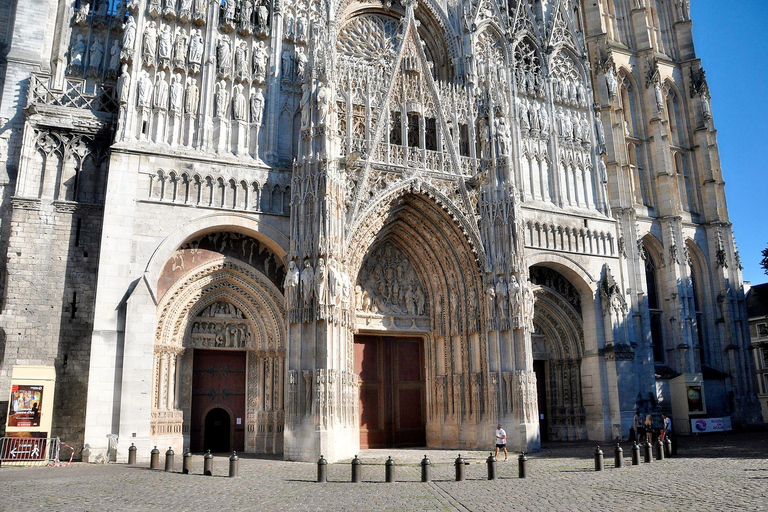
[354,336,426,448]
[190,349,246,452]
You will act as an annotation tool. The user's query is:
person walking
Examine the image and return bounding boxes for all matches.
[632,410,643,442]
[495,424,508,461]
[644,414,653,444]
[661,414,672,441]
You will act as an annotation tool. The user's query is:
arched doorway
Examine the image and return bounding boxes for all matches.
[530,266,587,441]
[204,408,231,452]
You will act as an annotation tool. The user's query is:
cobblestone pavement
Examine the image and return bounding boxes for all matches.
[1,432,768,511]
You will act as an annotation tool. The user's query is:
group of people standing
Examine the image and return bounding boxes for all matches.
[632,411,672,443]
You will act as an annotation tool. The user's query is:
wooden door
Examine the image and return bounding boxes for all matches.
[355,336,425,448]
[190,349,247,452]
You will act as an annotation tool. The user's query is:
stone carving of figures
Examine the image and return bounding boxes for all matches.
[355,285,363,310]
[523,282,535,332]
[572,112,581,142]
[235,41,249,81]
[122,15,137,54]
[478,116,490,158]
[188,29,203,73]
[516,68,526,92]
[495,277,508,317]
[317,81,332,127]
[605,67,618,99]
[143,21,158,66]
[539,107,549,137]
[154,70,169,110]
[239,0,254,32]
[193,0,207,21]
[70,34,85,72]
[257,3,269,30]
[405,286,415,315]
[300,260,314,302]
[594,110,605,149]
[518,101,530,132]
[577,83,587,107]
[216,37,231,77]
[283,13,295,41]
[96,0,108,15]
[580,113,590,143]
[553,79,562,103]
[294,46,308,81]
[495,117,510,156]
[568,80,577,105]
[117,63,131,104]
[700,92,711,120]
[107,40,120,76]
[75,2,90,25]
[525,70,535,95]
[162,0,176,17]
[252,42,268,83]
[88,39,104,75]
[215,80,228,118]
[284,261,300,306]
[173,29,189,70]
[485,284,496,321]
[535,74,546,98]
[508,275,520,320]
[415,286,425,315]
[562,110,573,141]
[250,88,264,125]
[148,0,162,16]
[529,103,540,131]
[598,158,608,184]
[185,78,199,114]
[653,81,664,112]
[296,15,307,44]
[232,84,247,121]
[281,48,293,80]
[223,0,236,24]
[300,83,311,130]
[137,71,153,108]
[169,73,183,114]
[180,0,193,15]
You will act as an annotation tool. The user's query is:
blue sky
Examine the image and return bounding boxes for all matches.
[690,2,768,285]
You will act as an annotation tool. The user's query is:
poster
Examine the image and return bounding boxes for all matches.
[686,385,703,413]
[7,384,44,428]
[691,417,732,433]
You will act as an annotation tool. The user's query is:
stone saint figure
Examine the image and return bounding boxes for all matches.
[252,42,268,83]
[496,117,510,156]
[300,83,311,130]
[300,260,314,302]
[154,71,169,110]
[235,42,248,81]
[539,107,549,136]
[217,37,232,77]
[654,81,664,112]
[122,15,137,51]
[250,88,265,125]
[215,80,228,118]
[188,29,204,71]
[232,85,247,121]
[143,21,157,65]
[169,73,183,114]
[108,40,120,74]
[315,258,328,306]
[137,71,153,108]
[158,24,173,63]
[281,48,293,79]
[316,82,332,127]
[294,46,308,81]
[173,29,188,69]
[88,38,104,73]
[117,64,131,104]
[185,78,199,114]
[283,261,300,307]
[605,67,618,98]
[71,34,86,70]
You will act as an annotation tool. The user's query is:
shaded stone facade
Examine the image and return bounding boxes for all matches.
[0,0,760,461]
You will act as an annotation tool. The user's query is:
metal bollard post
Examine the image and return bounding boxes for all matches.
[655,439,665,461]
[385,456,395,483]
[664,437,672,458]
[454,454,466,481]
[317,455,328,483]
[351,455,362,483]
[486,453,497,480]
[631,442,640,465]
[229,451,239,477]
[643,441,652,463]
[128,443,137,465]
[203,450,214,476]
[165,447,174,472]
[594,446,604,471]
[518,452,528,479]
[150,446,160,470]
[421,455,431,482]
[82,445,91,463]
[614,443,623,469]
[182,451,192,474]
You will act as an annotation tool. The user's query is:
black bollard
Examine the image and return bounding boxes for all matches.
[655,439,665,461]
[614,443,623,468]
[671,435,678,456]
[385,456,395,483]
[421,455,431,482]
[454,454,466,481]
[518,452,528,479]
[203,450,214,476]
[594,446,604,471]
[664,437,672,458]
[229,451,239,477]
[150,446,160,470]
[486,453,497,481]
[317,455,328,483]
[643,441,652,463]
[351,455,362,483]
[128,443,137,465]
[165,447,174,472]
[182,451,192,474]
[631,442,640,465]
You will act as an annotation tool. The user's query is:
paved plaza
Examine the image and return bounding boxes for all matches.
[1,432,767,511]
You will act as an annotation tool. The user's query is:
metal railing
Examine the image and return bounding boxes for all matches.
[0,437,60,465]
[28,73,118,114]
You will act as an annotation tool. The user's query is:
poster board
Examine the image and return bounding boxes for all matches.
[4,366,56,438]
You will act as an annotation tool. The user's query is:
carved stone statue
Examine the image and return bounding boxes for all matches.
[295,46,308,82]
[315,258,328,306]
[137,71,153,108]
[70,34,86,72]
[143,21,159,67]
[700,92,712,120]
[316,81,332,127]
[250,88,265,125]
[257,3,269,31]
[188,29,203,73]
[122,15,137,57]
[296,15,307,44]
[216,37,232,77]
[252,42,268,83]
[215,80,229,118]
[154,70,169,110]
[495,117,510,156]
[232,84,247,121]
[173,29,189,70]
[539,107,549,137]
[239,0,254,33]
[117,63,131,104]
[654,81,664,112]
[158,24,173,67]
[478,116,490,158]
[300,83,311,130]
[518,101,530,132]
[169,73,183,114]
[281,48,293,80]
[88,38,103,76]
[594,110,606,149]
[300,260,314,302]
[223,0,236,25]
[75,2,90,25]
[284,261,300,306]
[235,41,249,82]
[185,78,199,114]
[283,13,295,41]
[523,282,536,332]
[107,40,120,75]
[580,113,591,143]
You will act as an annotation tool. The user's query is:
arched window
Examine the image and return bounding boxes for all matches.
[627,142,651,206]
[645,251,665,363]
[674,152,697,213]
[688,247,708,365]
[652,0,677,59]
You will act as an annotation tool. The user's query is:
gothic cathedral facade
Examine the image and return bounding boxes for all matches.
[0,0,760,461]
